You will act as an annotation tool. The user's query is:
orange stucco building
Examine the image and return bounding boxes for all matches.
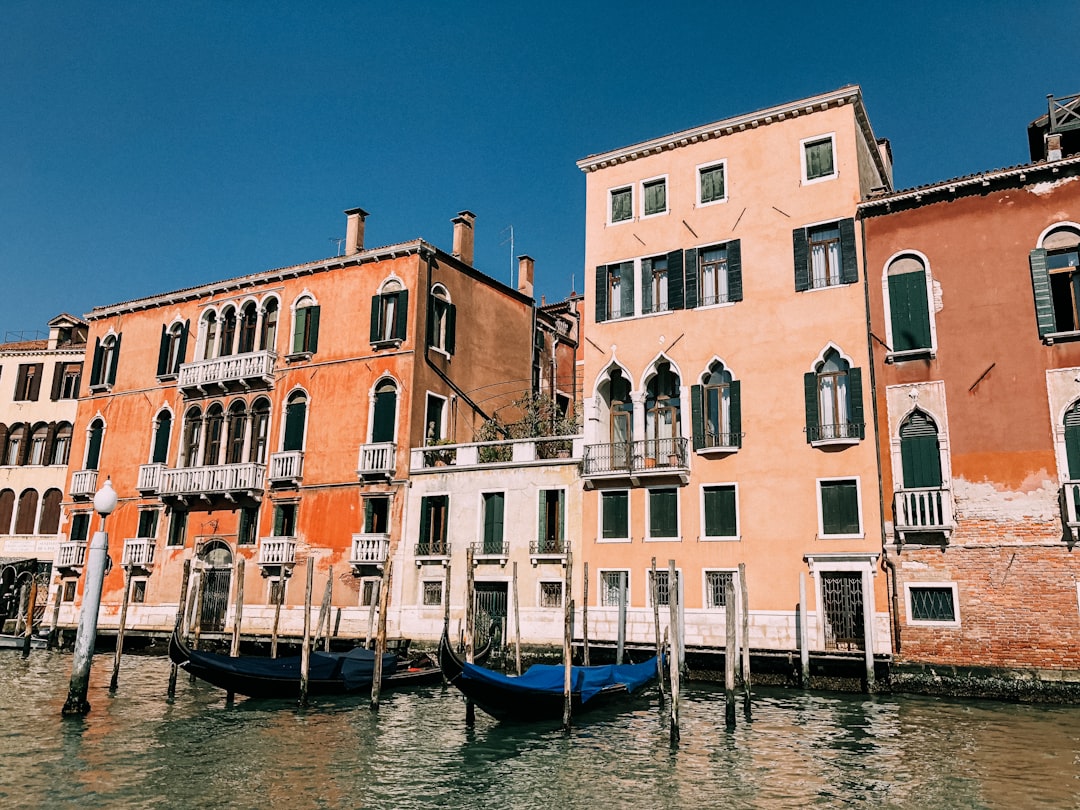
[576,87,893,669]
[56,209,540,640]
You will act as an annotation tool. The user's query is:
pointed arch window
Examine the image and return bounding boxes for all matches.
[182,408,203,468]
[283,392,308,452]
[692,363,741,451]
[291,296,320,356]
[645,361,681,446]
[202,404,225,465]
[1031,225,1080,337]
[151,412,171,465]
[85,419,104,470]
[90,333,121,389]
[900,411,943,488]
[219,306,238,357]
[371,280,408,345]
[249,398,271,463]
[805,350,863,444]
[260,299,279,351]
[157,320,190,378]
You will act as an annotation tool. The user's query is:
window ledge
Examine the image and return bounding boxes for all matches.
[285,352,313,363]
[802,171,839,186]
[810,437,861,448]
[371,338,402,350]
[644,535,682,543]
[428,346,451,360]
[692,300,736,311]
[816,533,865,541]
[885,348,935,363]
[1043,330,1080,345]
[640,210,669,221]
[156,373,178,382]
[607,217,634,227]
[700,535,741,542]
[596,536,632,544]
[695,197,728,209]
[639,308,675,318]
[697,445,740,457]
[801,281,851,293]
[88,383,112,394]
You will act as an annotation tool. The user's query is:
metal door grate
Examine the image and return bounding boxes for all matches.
[821,572,864,651]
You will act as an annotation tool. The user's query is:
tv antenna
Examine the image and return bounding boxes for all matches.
[330,237,345,256]
[500,225,515,288]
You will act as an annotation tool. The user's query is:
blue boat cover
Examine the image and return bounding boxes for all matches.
[460,657,659,704]
[189,646,398,690]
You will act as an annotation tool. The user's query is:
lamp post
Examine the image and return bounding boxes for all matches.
[62,478,118,716]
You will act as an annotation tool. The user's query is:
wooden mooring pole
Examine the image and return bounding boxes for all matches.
[616,570,627,665]
[47,579,63,650]
[739,562,751,719]
[442,561,452,639]
[581,562,589,667]
[562,550,573,731]
[21,575,38,659]
[168,559,192,698]
[651,557,664,698]
[370,559,393,711]
[226,557,246,702]
[189,570,204,683]
[798,572,810,689]
[109,566,133,690]
[323,574,334,653]
[313,566,333,651]
[298,559,314,708]
[464,546,476,725]
[512,561,522,675]
[724,579,737,729]
[667,560,680,744]
[270,569,285,658]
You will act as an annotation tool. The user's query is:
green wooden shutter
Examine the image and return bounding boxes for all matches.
[394,290,409,340]
[445,304,456,354]
[595,265,608,322]
[640,261,653,313]
[684,249,698,309]
[108,335,121,385]
[1066,406,1080,479]
[839,218,858,284]
[620,261,635,317]
[372,388,396,443]
[848,368,864,439]
[50,362,64,400]
[557,490,565,548]
[804,371,818,443]
[537,489,548,545]
[178,321,189,371]
[28,364,43,401]
[153,414,171,463]
[283,399,306,451]
[292,307,307,353]
[370,295,382,342]
[667,250,684,310]
[650,489,676,537]
[705,487,737,537]
[86,423,102,470]
[602,491,628,539]
[900,413,942,487]
[727,240,743,302]
[493,493,505,551]
[889,271,932,351]
[793,228,810,292]
[1030,248,1055,337]
[307,306,320,353]
[729,379,742,447]
[364,498,374,532]
[690,384,704,450]
[157,325,169,376]
[418,497,431,551]
[90,338,102,386]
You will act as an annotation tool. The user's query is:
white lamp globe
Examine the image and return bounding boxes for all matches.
[93,478,119,516]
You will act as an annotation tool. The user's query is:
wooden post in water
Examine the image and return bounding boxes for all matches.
[270,570,285,658]
[109,566,133,690]
[464,546,476,726]
[168,559,192,698]
[667,560,680,744]
[365,578,378,648]
[739,562,751,719]
[616,570,627,665]
[581,562,590,667]
[512,561,522,675]
[21,575,38,659]
[862,570,876,693]
[724,579,737,729]
[562,550,573,731]
[313,566,332,651]
[190,569,204,683]
[442,561,452,638]
[651,558,664,697]
[298,559,314,708]
[230,557,245,657]
[798,572,810,689]
[370,559,392,711]
[14,580,26,636]
[47,579,63,650]
[323,573,334,653]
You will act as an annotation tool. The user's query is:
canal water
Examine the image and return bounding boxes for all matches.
[0,652,1077,809]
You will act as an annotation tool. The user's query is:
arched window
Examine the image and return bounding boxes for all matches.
[645,361,681,445]
[693,362,741,450]
[428,285,456,353]
[283,391,308,452]
[886,255,933,354]
[603,369,633,447]
[249,398,271,463]
[805,349,863,443]
[371,380,397,443]
[202,403,225,466]
[90,333,122,388]
[900,411,943,488]
[157,320,190,377]
[182,407,203,467]
[219,306,237,357]
[4,424,25,466]
[201,311,219,360]
[1032,225,1080,336]
[28,423,49,465]
[0,489,13,534]
[151,412,171,464]
[238,301,258,353]
[291,295,320,355]
[52,422,73,466]
[226,401,248,464]
[85,419,104,470]
[1064,401,1080,481]
[260,299,279,351]
[15,489,38,534]
[371,279,408,344]
[39,488,62,534]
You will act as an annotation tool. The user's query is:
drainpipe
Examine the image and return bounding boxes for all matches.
[859,215,899,656]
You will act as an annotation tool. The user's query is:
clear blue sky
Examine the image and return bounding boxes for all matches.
[1,1,1076,336]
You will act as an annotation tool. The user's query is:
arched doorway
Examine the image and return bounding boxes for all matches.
[198,541,233,632]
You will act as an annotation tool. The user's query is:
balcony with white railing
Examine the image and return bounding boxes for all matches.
[257,536,297,567]
[70,469,98,500]
[159,462,266,500]
[1061,482,1080,542]
[581,437,689,486]
[350,533,390,569]
[357,442,396,480]
[177,350,276,395]
[122,537,156,569]
[893,488,955,543]
[268,451,303,486]
[409,436,584,473]
[56,541,87,570]
[137,463,165,494]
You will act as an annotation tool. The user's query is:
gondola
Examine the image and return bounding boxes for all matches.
[170,629,488,699]
[439,633,660,722]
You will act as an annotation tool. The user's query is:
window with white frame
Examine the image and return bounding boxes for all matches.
[428,284,456,354]
[1030,224,1080,337]
[539,581,563,608]
[793,219,857,291]
[705,570,735,608]
[702,485,738,539]
[600,570,629,607]
[537,489,565,553]
[360,577,379,607]
[642,255,669,314]
[610,186,632,223]
[647,488,679,540]
[642,177,667,217]
[698,162,726,205]
[818,478,862,537]
[371,279,408,344]
[600,490,629,541]
[805,349,864,444]
[802,134,836,182]
[425,394,446,444]
[648,568,680,607]
[422,579,443,606]
[693,362,741,450]
[291,296,320,355]
[905,583,959,625]
[885,254,933,355]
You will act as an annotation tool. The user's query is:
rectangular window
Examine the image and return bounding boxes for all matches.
[166,510,187,547]
[363,497,390,534]
[610,186,632,223]
[29,431,46,465]
[14,363,43,401]
[418,495,449,554]
[601,490,629,541]
[608,264,624,319]
[360,578,379,607]
[819,479,862,536]
[803,135,836,182]
[269,578,286,606]
[808,224,842,288]
[237,506,259,546]
[794,219,856,292]
[647,488,678,539]
[136,510,159,538]
[642,177,667,216]
[699,246,729,306]
[425,394,446,443]
[422,580,443,606]
[132,580,147,604]
[292,304,320,355]
[70,512,90,543]
[371,285,408,345]
[600,570,628,607]
[538,489,565,553]
[705,570,735,608]
[482,492,505,554]
[643,255,669,314]
[273,503,297,537]
[907,584,959,624]
[698,162,726,204]
[702,485,738,539]
[54,362,82,400]
[648,568,681,607]
[62,580,77,601]
[539,581,563,608]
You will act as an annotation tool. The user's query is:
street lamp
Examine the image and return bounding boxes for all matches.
[61,478,118,716]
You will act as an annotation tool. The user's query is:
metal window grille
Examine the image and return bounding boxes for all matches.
[540,581,563,608]
[422,580,443,607]
[821,572,864,651]
[601,571,627,607]
[650,570,680,606]
[706,571,734,608]
[909,587,955,622]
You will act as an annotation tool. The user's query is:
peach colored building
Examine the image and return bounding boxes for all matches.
[576,87,893,671]
[55,208,539,642]
[861,102,1080,683]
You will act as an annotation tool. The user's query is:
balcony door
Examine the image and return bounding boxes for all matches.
[899,411,941,488]
[372,381,397,444]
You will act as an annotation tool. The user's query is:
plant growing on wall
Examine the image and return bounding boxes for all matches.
[474,393,581,461]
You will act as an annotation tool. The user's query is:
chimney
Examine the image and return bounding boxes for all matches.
[517,255,535,300]
[344,207,368,256]
[452,210,476,266]
[1047,132,1063,162]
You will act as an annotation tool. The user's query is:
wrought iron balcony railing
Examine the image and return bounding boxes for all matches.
[470,541,509,559]
[581,437,689,477]
[807,422,864,444]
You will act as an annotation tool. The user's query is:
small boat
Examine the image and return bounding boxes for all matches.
[0,633,46,651]
[439,633,660,722]
[170,630,488,699]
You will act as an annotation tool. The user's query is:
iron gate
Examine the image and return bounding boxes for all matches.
[474,582,508,649]
[821,572,864,651]
[198,542,233,633]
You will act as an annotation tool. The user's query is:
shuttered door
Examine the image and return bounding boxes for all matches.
[889,271,932,351]
[1065,404,1080,479]
[283,400,306,452]
[482,492,504,554]
[86,423,103,470]
[372,388,396,443]
[900,412,942,488]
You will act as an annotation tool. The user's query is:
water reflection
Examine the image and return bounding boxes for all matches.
[0,653,1077,809]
